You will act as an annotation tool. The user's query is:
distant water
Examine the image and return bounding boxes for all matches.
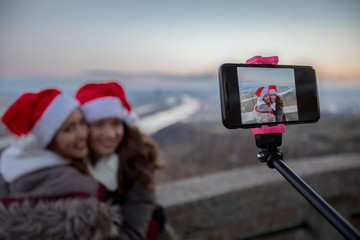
[0,79,204,148]
[1,78,359,150]
[1,78,360,124]
[1,78,359,149]
[0,79,191,116]
[138,95,201,134]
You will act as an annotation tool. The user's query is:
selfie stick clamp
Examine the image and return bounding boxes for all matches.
[252,125,284,168]
[248,56,360,239]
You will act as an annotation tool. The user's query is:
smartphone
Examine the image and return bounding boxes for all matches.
[219,63,320,129]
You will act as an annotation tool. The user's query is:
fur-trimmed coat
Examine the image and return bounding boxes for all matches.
[253,104,275,123]
[0,164,167,240]
[0,165,123,240]
[0,197,121,240]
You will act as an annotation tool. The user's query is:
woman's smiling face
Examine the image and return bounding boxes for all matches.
[270,94,277,103]
[88,118,125,158]
[48,108,89,160]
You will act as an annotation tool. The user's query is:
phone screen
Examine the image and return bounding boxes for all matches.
[218,63,320,129]
[237,67,299,125]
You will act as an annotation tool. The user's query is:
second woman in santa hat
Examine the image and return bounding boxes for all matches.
[268,85,286,122]
[75,81,176,240]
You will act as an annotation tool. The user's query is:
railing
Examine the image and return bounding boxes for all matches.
[156,153,360,240]
[231,210,360,240]
[230,220,311,240]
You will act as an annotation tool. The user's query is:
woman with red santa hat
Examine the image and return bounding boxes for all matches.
[75,81,177,240]
[268,85,286,122]
[252,86,275,123]
[0,88,122,239]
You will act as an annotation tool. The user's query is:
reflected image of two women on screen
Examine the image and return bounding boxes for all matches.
[237,67,299,124]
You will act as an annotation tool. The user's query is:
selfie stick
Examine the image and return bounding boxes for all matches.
[248,56,360,240]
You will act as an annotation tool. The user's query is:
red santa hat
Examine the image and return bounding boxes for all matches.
[255,86,268,101]
[75,81,138,125]
[268,85,278,95]
[1,88,79,149]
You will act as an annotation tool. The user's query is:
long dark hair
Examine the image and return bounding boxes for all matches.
[275,95,284,113]
[114,124,163,202]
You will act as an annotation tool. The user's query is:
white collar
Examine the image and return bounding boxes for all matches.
[271,102,276,111]
[86,153,119,191]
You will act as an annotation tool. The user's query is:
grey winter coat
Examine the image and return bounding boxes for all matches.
[0,165,122,240]
[0,197,121,240]
[253,104,275,123]
[0,165,158,240]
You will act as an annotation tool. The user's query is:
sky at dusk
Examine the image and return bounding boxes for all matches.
[237,68,295,85]
[0,0,359,87]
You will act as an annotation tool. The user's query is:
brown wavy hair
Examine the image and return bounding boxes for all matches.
[114,124,163,203]
[275,95,285,113]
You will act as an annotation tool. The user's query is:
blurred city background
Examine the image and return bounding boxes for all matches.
[1,1,359,239]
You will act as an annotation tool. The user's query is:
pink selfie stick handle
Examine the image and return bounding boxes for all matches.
[247,55,285,134]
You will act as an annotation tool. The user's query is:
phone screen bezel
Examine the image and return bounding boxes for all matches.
[219,63,320,129]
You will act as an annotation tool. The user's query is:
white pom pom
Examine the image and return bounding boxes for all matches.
[15,133,40,150]
[126,111,139,126]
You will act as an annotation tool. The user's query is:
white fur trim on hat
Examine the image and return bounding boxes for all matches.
[259,87,268,101]
[81,96,138,125]
[31,93,79,148]
[256,87,268,106]
[269,89,277,95]
[13,133,39,150]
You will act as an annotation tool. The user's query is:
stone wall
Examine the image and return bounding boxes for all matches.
[156,154,360,240]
